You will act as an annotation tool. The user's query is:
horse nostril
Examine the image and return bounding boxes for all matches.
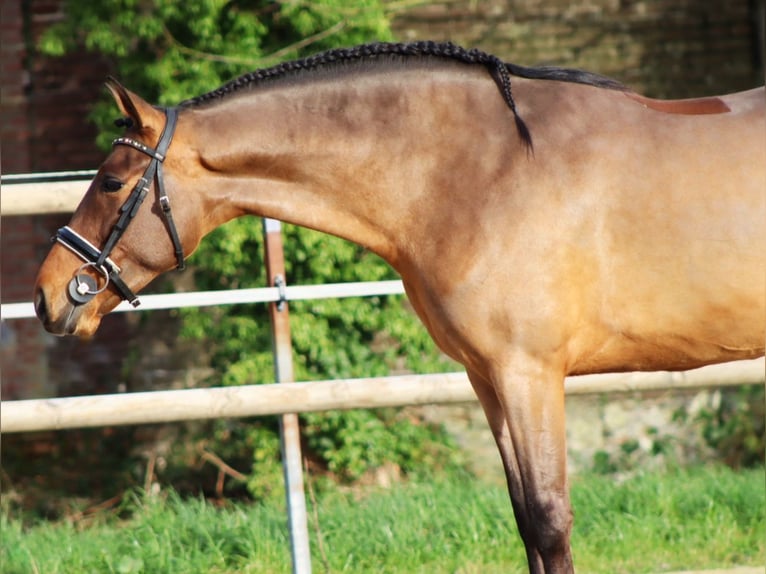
[34,288,48,324]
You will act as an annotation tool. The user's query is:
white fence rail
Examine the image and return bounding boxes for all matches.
[1,170,94,215]
[2,359,763,433]
[2,281,407,320]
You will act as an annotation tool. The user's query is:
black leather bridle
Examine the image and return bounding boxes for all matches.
[54,107,185,308]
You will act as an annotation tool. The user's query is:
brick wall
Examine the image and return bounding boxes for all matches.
[1,0,762,400]
[1,0,125,400]
[0,0,31,172]
[2,0,42,398]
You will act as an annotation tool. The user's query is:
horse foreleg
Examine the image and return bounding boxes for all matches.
[468,360,573,574]
[467,369,544,571]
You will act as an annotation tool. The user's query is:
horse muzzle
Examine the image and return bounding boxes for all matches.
[34,282,101,337]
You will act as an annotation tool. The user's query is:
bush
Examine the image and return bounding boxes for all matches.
[696,384,765,468]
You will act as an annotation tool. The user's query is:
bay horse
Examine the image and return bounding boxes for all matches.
[33,41,765,573]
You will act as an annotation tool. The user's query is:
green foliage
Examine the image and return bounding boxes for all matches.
[185,220,451,381]
[39,0,392,148]
[302,408,464,482]
[696,384,765,468]
[40,1,461,492]
[591,450,617,475]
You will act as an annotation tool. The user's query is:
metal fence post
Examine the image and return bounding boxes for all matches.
[263,217,312,574]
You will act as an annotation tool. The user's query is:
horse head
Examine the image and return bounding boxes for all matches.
[34,80,203,337]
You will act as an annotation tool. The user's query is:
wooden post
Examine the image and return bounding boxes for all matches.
[263,218,312,574]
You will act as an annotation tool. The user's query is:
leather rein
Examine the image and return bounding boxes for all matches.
[54,107,185,308]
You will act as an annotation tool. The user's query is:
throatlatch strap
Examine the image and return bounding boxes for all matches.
[154,108,185,270]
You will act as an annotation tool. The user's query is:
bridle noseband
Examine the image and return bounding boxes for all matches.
[54,107,185,308]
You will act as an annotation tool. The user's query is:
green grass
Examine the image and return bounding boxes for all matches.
[2,465,763,574]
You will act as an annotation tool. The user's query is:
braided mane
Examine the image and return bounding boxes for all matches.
[181,41,627,149]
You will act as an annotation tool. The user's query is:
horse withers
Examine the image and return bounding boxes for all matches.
[34,42,766,573]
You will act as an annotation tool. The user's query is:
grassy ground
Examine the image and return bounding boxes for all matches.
[2,465,763,574]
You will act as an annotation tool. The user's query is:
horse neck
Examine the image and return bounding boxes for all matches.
[184,69,510,268]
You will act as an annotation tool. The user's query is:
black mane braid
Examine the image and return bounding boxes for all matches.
[181,41,626,150]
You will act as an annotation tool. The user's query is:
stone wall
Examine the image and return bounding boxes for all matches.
[391,0,763,96]
[422,386,730,481]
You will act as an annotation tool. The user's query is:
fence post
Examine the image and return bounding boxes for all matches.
[263,218,312,574]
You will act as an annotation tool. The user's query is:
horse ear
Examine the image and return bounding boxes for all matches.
[105,76,163,131]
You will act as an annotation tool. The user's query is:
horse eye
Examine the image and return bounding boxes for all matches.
[101,177,124,193]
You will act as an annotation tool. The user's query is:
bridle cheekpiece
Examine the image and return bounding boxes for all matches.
[54,107,184,308]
